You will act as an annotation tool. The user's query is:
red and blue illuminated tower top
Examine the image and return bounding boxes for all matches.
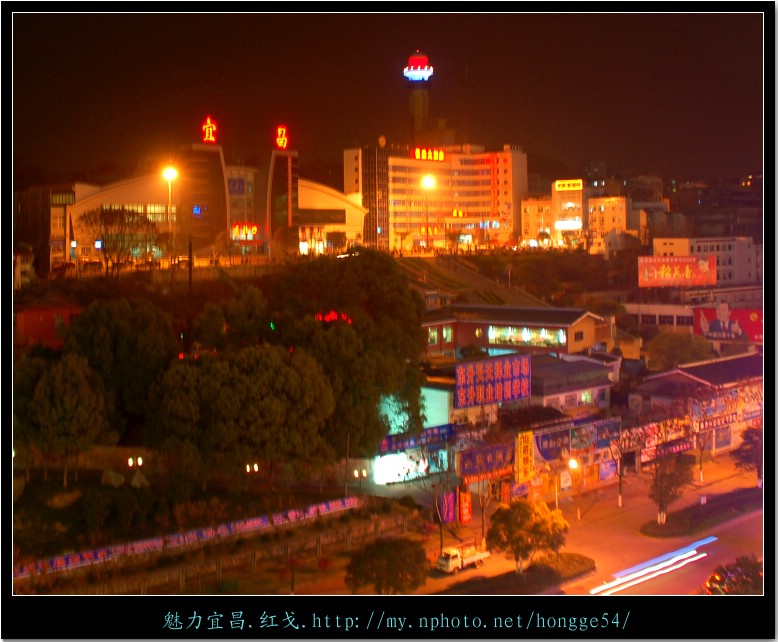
[403,50,434,82]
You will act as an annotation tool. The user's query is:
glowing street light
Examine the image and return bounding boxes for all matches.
[163,166,177,261]
[353,468,368,491]
[568,458,581,520]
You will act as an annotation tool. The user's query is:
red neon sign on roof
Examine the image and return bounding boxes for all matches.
[202,116,217,143]
[276,125,289,150]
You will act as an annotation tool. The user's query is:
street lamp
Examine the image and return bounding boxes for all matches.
[163,166,177,263]
[568,458,581,520]
[353,468,367,491]
[421,174,436,251]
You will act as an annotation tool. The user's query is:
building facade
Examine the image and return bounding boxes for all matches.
[652,236,761,286]
[422,304,613,360]
[344,143,529,253]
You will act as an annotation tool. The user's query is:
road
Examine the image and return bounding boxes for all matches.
[574,510,763,596]
[392,452,763,596]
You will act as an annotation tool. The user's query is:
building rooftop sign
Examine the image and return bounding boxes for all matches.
[403,50,434,82]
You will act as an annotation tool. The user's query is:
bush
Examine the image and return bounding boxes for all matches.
[81,488,112,533]
[113,490,141,532]
[397,495,420,510]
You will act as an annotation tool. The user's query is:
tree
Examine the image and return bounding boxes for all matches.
[486,498,569,573]
[64,298,178,444]
[344,537,428,594]
[648,452,694,524]
[221,286,270,348]
[78,206,157,276]
[263,250,427,456]
[644,332,713,371]
[607,422,650,508]
[230,345,335,486]
[13,352,53,481]
[30,354,107,488]
[709,555,763,595]
[731,426,763,488]
[399,439,459,557]
[154,356,238,492]
[192,302,229,352]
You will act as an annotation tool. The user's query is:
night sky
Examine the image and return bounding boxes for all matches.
[12,11,766,183]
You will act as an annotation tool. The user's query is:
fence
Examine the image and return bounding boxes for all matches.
[16,512,414,595]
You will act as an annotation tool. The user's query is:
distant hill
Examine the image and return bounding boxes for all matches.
[396,255,551,308]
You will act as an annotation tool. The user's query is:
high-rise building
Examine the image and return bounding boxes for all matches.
[176,143,231,255]
[344,143,529,253]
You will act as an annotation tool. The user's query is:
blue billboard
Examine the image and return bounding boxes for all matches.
[454,355,530,409]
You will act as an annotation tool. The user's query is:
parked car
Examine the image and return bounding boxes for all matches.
[705,555,763,595]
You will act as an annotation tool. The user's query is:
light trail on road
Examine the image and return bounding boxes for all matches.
[589,536,718,595]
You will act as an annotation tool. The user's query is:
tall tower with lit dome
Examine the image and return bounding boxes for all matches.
[403,50,434,144]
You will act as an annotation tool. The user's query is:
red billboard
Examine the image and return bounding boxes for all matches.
[458,491,472,523]
[638,255,717,288]
[694,306,763,343]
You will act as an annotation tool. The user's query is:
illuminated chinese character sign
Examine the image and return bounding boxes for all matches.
[638,255,716,287]
[275,125,289,150]
[454,355,530,409]
[694,307,763,343]
[534,427,572,462]
[379,424,453,455]
[413,147,445,161]
[516,431,534,483]
[554,179,583,192]
[458,491,472,523]
[231,223,259,241]
[202,115,217,143]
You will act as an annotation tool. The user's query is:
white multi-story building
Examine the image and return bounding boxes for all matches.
[587,195,632,256]
[653,236,761,286]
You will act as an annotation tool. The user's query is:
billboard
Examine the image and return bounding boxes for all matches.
[459,442,515,484]
[694,306,763,343]
[454,354,530,409]
[638,255,717,288]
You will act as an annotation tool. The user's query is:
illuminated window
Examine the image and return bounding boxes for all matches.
[427,327,439,345]
[442,325,453,342]
[581,390,593,404]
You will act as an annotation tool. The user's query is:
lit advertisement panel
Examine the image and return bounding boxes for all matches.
[694,307,763,343]
[554,179,583,191]
[454,355,530,409]
[638,255,717,287]
[459,442,515,484]
[534,427,572,462]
